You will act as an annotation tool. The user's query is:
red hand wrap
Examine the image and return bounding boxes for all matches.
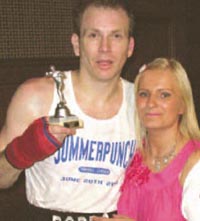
[5,117,62,169]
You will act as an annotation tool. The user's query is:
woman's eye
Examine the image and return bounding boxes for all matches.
[138,91,148,97]
[160,92,171,98]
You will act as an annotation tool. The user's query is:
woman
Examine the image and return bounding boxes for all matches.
[117,58,200,221]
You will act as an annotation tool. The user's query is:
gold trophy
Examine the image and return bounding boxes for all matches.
[46,65,83,129]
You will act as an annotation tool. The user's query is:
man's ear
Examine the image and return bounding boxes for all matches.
[71,33,80,56]
[127,37,135,58]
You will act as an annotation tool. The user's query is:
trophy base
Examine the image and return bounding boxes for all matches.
[49,115,83,129]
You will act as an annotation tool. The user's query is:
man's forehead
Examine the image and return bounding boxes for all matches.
[80,6,129,32]
[81,5,128,23]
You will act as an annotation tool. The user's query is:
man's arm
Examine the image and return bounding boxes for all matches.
[0,77,75,188]
[0,77,49,188]
[0,152,21,188]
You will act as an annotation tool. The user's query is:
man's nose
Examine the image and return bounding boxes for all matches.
[99,36,111,52]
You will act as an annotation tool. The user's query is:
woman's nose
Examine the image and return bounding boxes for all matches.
[147,94,157,107]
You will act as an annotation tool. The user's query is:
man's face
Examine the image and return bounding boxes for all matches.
[72,6,134,82]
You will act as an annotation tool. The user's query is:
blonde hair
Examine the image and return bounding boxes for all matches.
[134,58,200,146]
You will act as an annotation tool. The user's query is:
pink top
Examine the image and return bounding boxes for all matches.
[117,140,200,221]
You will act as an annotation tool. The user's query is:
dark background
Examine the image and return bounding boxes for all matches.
[0,0,199,220]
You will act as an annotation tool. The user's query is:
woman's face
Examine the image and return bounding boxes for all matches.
[136,69,184,131]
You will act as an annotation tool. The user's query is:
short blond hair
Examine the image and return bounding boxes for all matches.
[73,0,135,37]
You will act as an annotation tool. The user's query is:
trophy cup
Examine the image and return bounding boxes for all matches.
[46,65,83,129]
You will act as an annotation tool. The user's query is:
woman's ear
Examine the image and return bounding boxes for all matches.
[71,33,80,56]
[178,100,185,116]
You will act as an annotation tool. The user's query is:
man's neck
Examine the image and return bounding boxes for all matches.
[71,70,123,119]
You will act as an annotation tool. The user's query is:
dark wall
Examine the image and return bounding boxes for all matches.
[185,0,200,123]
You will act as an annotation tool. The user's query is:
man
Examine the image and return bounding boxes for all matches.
[0,1,136,220]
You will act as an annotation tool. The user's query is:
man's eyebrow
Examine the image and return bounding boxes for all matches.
[81,28,128,37]
[111,29,126,34]
[82,28,99,35]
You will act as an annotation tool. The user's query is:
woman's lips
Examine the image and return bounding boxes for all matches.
[146,112,161,117]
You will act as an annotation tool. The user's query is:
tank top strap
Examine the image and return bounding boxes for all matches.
[163,140,199,178]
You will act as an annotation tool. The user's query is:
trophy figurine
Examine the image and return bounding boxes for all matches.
[45,65,83,128]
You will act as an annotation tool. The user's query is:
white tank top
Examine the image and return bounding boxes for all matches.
[25,71,136,213]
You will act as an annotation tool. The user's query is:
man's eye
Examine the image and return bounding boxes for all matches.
[114,34,122,38]
[112,33,123,39]
[88,33,97,38]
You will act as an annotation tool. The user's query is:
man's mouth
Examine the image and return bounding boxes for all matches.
[96,60,113,70]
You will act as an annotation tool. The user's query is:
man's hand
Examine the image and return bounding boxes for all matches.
[5,117,76,169]
[47,118,76,143]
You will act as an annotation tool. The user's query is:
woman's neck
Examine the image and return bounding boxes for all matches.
[143,129,187,172]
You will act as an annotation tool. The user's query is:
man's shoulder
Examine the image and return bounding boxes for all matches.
[121,77,134,86]
[121,78,134,100]
[15,76,53,98]
[10,76,54,116]
[22,76,53,90]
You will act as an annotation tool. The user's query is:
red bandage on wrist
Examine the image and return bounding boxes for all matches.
[5,117,62,169]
